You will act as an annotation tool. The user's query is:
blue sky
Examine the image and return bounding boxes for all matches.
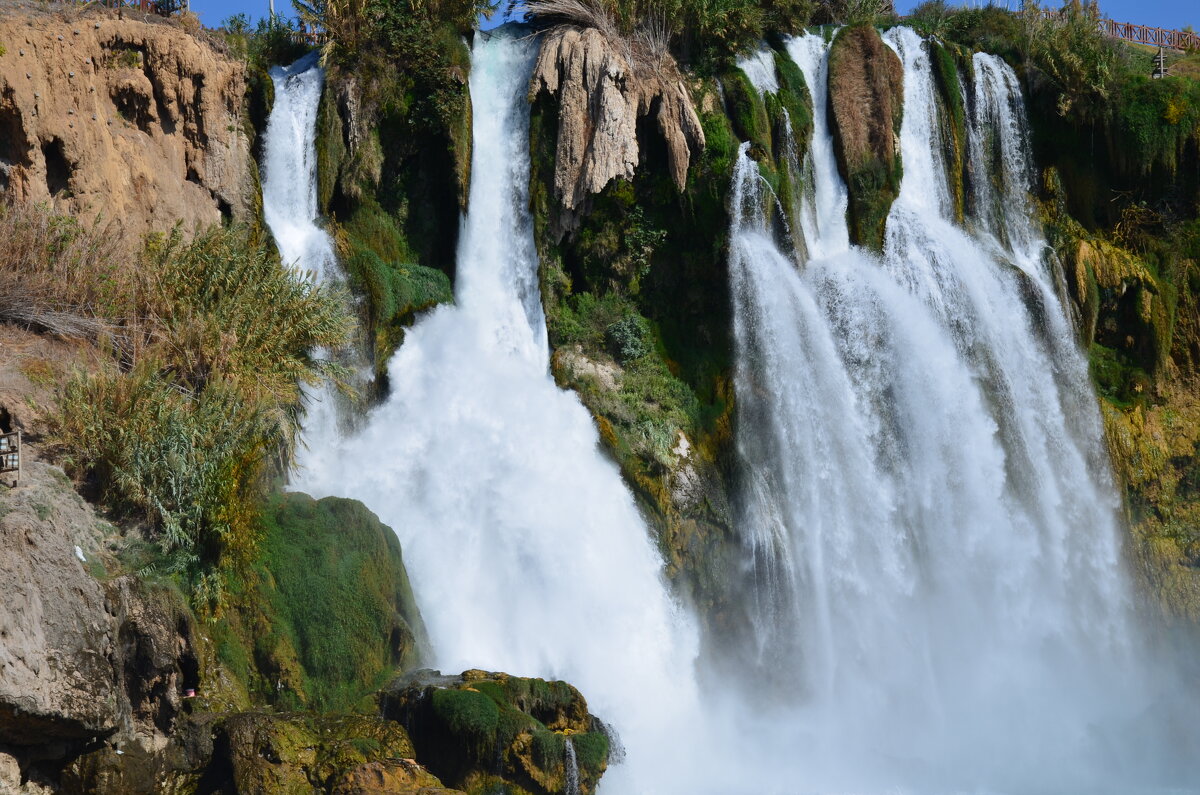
[190,0,1195,36]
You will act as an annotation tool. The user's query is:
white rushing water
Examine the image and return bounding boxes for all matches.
[284,31,712,793]
[262,52,337,283]
[262,24,1200,795]
[726,26,1199,792]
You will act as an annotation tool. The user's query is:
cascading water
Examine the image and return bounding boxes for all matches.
[261,52,354,442]
[261,52,336,283]
[725,26,1199,792]
[289,30,710,792]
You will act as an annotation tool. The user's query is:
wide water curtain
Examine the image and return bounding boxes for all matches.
[727,26,1174,790]
[264,21,1199,795]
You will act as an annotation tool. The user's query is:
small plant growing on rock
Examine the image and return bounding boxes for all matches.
[605,314,651,363]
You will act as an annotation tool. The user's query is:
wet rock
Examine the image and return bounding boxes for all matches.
[827,23,904,250]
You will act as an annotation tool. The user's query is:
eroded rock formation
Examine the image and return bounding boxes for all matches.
[530,26,704,225]
[0,460,198,792]
[0,8,251,237]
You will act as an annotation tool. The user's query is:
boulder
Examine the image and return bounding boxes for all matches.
[380,669,612,795]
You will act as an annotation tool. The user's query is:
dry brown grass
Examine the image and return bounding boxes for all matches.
[0,201,145,342]
[827,24,902,171]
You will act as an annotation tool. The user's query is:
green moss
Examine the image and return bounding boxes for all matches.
[772,47,814,153]
[220,492,428,712]
[432,688,501,745]
[315,84,346,214]
[930,41,967,222]
[569,731,609,773]
[722,69,771,155]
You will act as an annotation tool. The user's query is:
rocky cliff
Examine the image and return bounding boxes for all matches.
[0,5,252,237]
[0,457,198,793]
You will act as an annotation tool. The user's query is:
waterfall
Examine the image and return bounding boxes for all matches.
[725,26,1199,791]
[289,29,708,792]
[564,738,580,795]
[260,23,1200,794]
[261,52,336,283]
[260,52,352,447]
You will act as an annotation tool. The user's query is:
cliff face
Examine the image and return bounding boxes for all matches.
[0,458,199,792]
[0,8,251,237]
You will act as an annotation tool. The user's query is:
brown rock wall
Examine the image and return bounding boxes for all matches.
[0,8,251,237]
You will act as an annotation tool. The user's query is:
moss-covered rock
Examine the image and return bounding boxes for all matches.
[930,40,969,222]
[827,23,904,250]
[215,493,428,714]
[380,670,610,795]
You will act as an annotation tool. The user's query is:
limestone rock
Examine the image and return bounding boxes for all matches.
[0,463,119,746]
[827,23,904,250]
[530,26,704,222]
[216,712,419,795]
[0,7,252,238]
[0,458,198,783]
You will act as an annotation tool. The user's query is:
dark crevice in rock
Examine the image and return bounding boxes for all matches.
[41,137,71,196]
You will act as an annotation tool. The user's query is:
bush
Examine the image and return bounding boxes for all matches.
[46,221,353,578]
[605,314,651,362]
[0,202,138,339]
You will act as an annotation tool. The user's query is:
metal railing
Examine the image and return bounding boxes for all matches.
[1030,9,1200,52]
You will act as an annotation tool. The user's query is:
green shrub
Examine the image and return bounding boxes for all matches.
[606,314,652,362]
[49,225,353,577]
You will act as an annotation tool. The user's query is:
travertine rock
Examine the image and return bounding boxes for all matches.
[530,26,704,217]
[0,8,252,238]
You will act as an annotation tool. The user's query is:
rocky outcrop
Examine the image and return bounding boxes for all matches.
[0,459,198,788]
[530,26,704,224]
[827,23,903,250]
[381,669,612,795]
[0,462,118,747]
[0,6,252,237]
